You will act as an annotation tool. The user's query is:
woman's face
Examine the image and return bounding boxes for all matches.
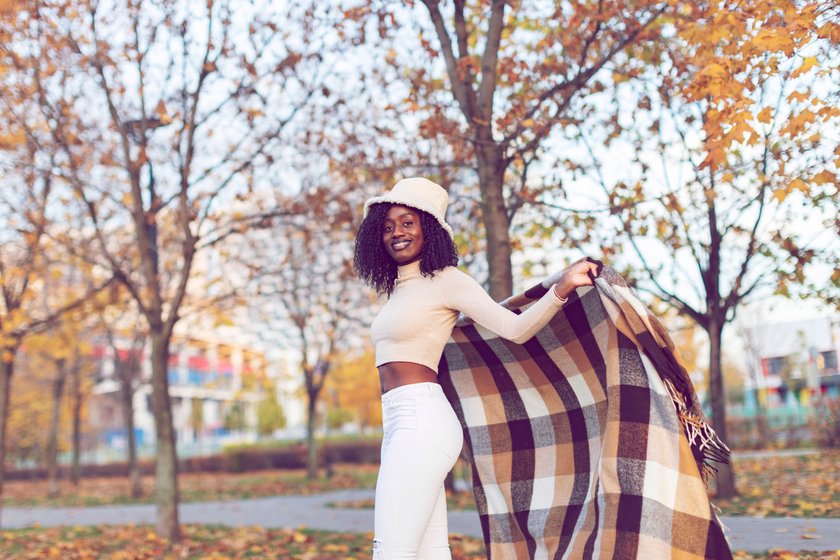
[382,205,424,264]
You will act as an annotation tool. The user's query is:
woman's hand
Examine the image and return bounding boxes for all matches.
[553,258,602,300]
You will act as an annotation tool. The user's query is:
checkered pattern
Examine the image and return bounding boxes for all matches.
[438,266,732,559]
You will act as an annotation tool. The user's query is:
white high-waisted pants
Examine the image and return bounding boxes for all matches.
[373,382,464,560]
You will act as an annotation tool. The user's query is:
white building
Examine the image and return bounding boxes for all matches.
[88,335,275,458]
[745,314,840,407]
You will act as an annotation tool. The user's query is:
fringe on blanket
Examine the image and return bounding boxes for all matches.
[662,377,732,484]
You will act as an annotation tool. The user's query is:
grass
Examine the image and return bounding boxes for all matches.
[712,451,840,517]
[4,464,379,508]
[7,450,839,519]
[328,451,840,519]
[221,434,381,453]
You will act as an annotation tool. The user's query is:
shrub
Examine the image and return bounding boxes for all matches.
[811,397,840,449]
[6,437,384,479]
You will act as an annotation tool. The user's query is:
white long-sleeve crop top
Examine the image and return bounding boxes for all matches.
[371,260,567,373]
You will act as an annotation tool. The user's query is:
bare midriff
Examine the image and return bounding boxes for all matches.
[378,361,438,394]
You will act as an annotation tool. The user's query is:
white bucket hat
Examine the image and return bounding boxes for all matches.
[363,177,454,239]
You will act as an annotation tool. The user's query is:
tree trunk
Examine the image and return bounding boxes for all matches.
[47,359,68,498]
[119,361,142,498]
[0,354,16,526]
[70,359,82,486]
[306,389,318,479]
[708,318,736,498]
[476,145,513,300]
[754,396,769,445]
[149,332,180,540]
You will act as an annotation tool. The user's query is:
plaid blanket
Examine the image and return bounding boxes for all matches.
[437,264,732,559]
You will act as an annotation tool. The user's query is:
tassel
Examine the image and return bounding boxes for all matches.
[662,378,731,484]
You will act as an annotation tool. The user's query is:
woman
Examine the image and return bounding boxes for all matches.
[353,177,599,560]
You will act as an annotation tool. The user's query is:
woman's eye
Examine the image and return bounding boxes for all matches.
[403,221,413,227]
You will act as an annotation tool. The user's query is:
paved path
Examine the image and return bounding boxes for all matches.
[4,489,840,553]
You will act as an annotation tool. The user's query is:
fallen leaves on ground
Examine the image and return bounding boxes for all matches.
[0,525,486,559]
[331,451,840,519]
[713,451,840,518]
[4,464,379,508]
[0,526,835,559]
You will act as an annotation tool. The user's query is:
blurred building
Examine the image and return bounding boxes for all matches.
[744,315,840,409]
[88,335,272,458]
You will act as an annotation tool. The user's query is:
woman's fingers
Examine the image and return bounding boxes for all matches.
[565,257,603,286]
[577,261,599,285]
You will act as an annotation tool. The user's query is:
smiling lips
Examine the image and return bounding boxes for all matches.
[392,240,411,250]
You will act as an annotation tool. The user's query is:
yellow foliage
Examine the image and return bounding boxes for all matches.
[791,56,818,79]
[752,28,795,56]
[674,0,830,174]
[7,367,55,461]
[786,90,810,104]
[9,317,97,462]
[789,178,810,193]
[772,188,789,204]
[699,62,728,80]
[754,106,773,125]
[816,21,840,41]
[780,108,817,138]
[0,0,18,16]
[325,350,381,429]
[0,128,25,149]
[812,170,836,186]
[154,100,172,125]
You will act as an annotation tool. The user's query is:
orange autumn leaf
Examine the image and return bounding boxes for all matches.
[780,109,817,137]
[812,170,836,186]
[786,90,810,104]
[753,27,795,56]
[755,106,773,124]
[789,178,810,193]
[791,56,819,79]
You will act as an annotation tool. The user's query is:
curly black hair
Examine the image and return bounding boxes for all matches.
[353,203,459,297]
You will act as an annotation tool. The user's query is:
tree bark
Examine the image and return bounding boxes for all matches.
[306,387,319,479]
[0,353,16,526]
[70,358,82,486]
[703,178,736,498]
[149,332,180,540]
[708,317,736,498]
[476,143,513,300]
[47,358,68,498]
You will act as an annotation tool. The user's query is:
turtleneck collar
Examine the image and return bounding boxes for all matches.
[397,260,422,280]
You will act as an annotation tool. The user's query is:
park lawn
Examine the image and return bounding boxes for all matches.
[328,450,840,518]
[6,451,838,517]
[0,525,486,559]
[3,463,379,508]
[711,451,840,517]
